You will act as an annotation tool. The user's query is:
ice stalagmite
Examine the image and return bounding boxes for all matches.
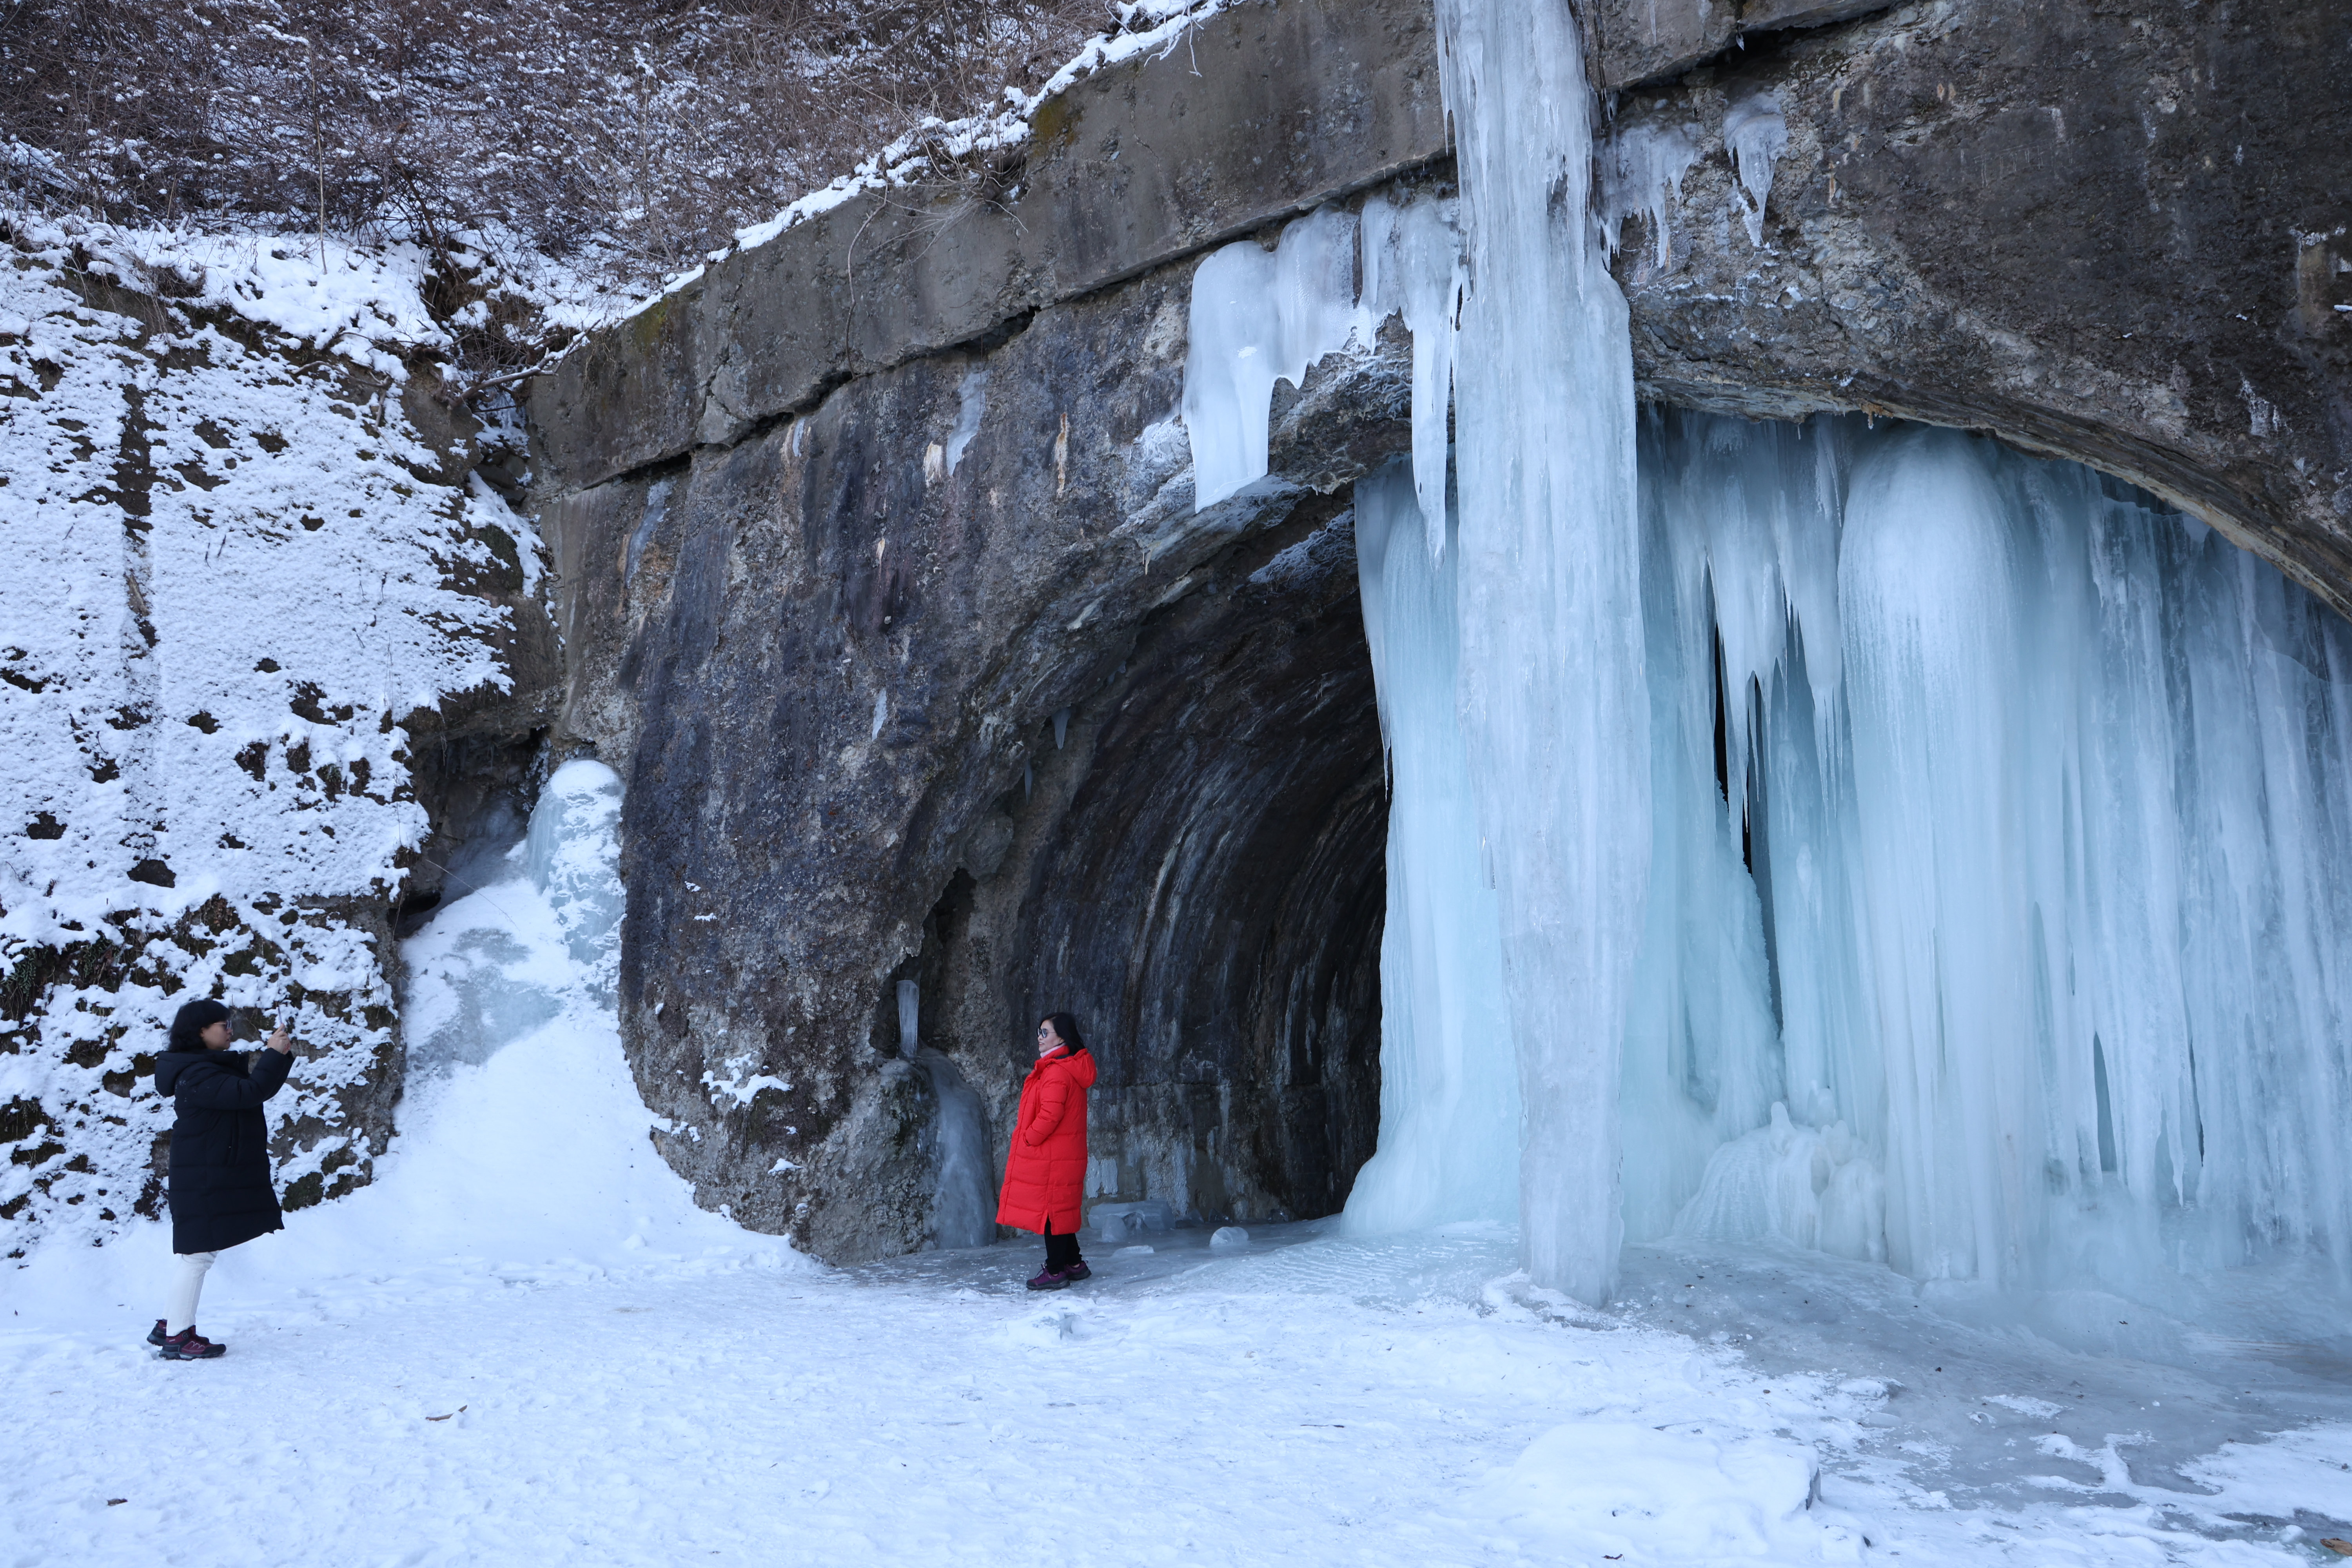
[1436,0,1648,1304]
[1343,462,1521,1232]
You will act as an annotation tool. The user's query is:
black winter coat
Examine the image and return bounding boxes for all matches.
[154,1046,292,1255]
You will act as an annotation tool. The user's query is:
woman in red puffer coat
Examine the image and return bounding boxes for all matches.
[998,1012,1098,1291]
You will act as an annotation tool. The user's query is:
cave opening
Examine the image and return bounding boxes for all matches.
[920,490,1392,1231]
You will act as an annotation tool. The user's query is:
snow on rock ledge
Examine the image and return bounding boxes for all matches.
[0,219,557,1258]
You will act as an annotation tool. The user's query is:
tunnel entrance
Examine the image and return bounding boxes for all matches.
[913,490,1389,1229]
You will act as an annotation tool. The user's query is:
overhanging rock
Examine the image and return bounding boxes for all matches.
[525,0,2348,1260]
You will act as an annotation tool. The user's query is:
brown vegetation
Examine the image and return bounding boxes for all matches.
[0,1,1105,291]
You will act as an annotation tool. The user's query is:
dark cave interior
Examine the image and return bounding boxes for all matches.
[905,492,1391,1229]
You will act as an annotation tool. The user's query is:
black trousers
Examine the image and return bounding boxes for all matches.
[1044,1223,1083,1270]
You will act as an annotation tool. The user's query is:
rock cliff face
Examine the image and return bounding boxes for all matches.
[537,222,1419,1258]
[2,230,560,1254]
[1585,0,2351,612]
[525,0,2348,1258]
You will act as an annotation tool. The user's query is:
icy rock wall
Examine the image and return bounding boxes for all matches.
[0,221,547,1254]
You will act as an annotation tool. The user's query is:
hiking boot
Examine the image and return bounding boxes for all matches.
[156,1327,225,1360]
[147,1319,169,1347]
[1025,1267,1069,1292]
[1061,1261,1091,1282]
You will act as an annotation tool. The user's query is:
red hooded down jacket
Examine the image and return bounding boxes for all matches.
[996,1045,1097,1234]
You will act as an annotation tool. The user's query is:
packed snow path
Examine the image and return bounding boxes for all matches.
[11,1223,2352,1564]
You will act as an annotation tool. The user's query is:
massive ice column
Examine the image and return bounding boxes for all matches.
[1436,0,1648,1304]
[1342,463,1522,1232]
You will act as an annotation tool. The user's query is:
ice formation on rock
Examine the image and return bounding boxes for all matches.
[1359,195,1464,555]
[1721,94,1789,249]
[1178,5,2352,1314]
[944,370,989,476]
[1628,412,2352,1298]
[886,978,994,1250]
[405,760,627,1077]
[1433,0,1648,1305]
[916,1053,996,1251]
[1181,205,1363,510]
[1342,462,1521,1233]
[1179,2,1643,1298]
[526,762,626,1004]
[1597,121,1701,270]
[1356,401,2352,1304]
[1181,191,1460,541]
[896,980,922,1057]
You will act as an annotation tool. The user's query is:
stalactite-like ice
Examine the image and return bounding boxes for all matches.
[1181,205,1362,510]
[1721,95,1788,249]
[944,370,988,475]
[1342,462,1521,1232]
[1352,383,2352,1306]
[1598,122,1700,270]
[1359,195,1463,555]
[896,979,920,1057]
[1435,0,1648,1305]
[1633,410,2352,1303]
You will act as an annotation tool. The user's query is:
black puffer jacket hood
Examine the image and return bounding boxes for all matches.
[153,1048,220,1096]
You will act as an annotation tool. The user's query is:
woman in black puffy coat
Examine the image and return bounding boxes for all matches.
[148,996,297,1360]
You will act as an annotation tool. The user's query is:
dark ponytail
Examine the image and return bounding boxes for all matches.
[1042,1012,1086,1054]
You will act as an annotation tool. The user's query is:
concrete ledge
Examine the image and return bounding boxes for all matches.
[1583,0,1896,93]
[526,0,1446,495]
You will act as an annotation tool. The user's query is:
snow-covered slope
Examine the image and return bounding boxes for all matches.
[0,217,552,1254]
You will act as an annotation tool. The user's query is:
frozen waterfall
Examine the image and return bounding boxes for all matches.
[1633,411,2352,1298]
[1433,0,1647,1304]
[1359,405,2352,1309]
[403,760,626,1074]
[1177,2,2352,1314]
[1341,462,1521,1233]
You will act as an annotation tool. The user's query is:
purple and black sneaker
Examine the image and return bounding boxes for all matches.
[1025,1267,1069,1292]
[156,1327,226,1361]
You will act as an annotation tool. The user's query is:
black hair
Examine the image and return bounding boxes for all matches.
[1041,1012,1087,1054]
[168,997,231,1053]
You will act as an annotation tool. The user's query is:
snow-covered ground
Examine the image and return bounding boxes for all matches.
[9,994,2352,1564]
[11,555,2352,1568]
